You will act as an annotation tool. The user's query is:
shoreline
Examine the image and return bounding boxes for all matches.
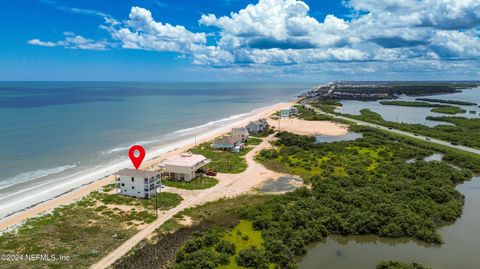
[0,101,296,232]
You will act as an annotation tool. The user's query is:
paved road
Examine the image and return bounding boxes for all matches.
[306,104,480,155]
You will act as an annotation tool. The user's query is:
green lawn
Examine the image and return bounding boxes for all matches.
[162,176,219,190]
[190,142,248,174]
[0,191,182,269]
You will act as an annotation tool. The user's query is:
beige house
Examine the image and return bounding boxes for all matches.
[211,135,244,152]
[160,153,210,181]
[116,169,160,199]
[231,127,249,142]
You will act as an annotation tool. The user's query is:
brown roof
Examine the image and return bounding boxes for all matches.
[214,135,242,145]
[117,168,159,178]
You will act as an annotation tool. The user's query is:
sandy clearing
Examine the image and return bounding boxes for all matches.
[269,118,349,136]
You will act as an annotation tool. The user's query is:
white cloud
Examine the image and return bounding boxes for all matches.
[27,34,109,50]
[105,6,206,53]
[27,39,56,47]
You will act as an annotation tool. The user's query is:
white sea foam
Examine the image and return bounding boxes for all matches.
[0,164,77,191]
[103,139,160,154]
[174,111,253,136]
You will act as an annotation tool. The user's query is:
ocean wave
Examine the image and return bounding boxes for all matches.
[0,164,77,191]
[104,139,159,154]
[174,111,252,135]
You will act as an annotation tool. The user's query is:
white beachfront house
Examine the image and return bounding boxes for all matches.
[160,152,211,182]
[211,135,244,152]
[231,127,249,142]
[246,118,268,135]
[280,107,299,118]
[116,169,160,199]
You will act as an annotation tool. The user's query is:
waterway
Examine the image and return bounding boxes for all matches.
[299,87,480,269]
[299,177,480,269]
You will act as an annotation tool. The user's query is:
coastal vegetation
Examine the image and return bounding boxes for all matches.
[114,195,276,269]
[338,82,477,95]
[310,99,340,114]
[190,142,252,174]
[377,261,431,269]
[430,106,466,115]
[379,101,466,114]
[346,109,480,148]
[162,177,219,190]
[0,191,182,269]
[416,98,477,106]
[379,101,444,107]
[127,126,477,269]
[295,105,334,121]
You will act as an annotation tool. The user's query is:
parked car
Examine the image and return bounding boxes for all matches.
[451,142,459,146]
[206,170,217,176]
[414,133,419,136]
[425,137,431,141]
[388,127,393,130]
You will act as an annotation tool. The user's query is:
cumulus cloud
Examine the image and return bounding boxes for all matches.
[28,0,480,76]
[104,6,206,53]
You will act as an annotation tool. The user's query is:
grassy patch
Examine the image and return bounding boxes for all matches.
[217,220,265,269]
[190,142,248,174]
[162,177,218,190]
[246,137,263,146]
[0,191,182,269]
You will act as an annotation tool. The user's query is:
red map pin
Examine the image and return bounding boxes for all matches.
[129,145,145,170]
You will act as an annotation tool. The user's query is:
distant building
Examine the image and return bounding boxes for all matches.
[160,152,211,181]
[116,169,160,199]
[231,127,249,142]
[280,107,298,118]
[211,135,244,152]
[246,118,268,135]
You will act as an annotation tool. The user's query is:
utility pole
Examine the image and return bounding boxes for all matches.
[154,177,158,218]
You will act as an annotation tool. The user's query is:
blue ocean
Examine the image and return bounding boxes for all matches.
[0,82,312,218]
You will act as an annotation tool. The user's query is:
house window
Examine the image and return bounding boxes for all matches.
[131,177,135,182]
[132,186,135,190]
[121,183,125,187]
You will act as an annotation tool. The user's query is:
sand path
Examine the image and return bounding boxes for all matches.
[91,134,287,269]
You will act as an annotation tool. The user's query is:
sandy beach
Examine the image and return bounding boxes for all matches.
[0,101,297,231]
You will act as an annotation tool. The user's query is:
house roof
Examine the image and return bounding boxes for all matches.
[117,169,159,178]
[214,135,242,145]
[232,127,248,133]
[162,153,209,167]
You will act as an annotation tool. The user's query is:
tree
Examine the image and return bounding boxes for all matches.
[235,246,268,269]
[215,240,236,255]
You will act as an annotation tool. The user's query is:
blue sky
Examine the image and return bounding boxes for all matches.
[1,0,479,81]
